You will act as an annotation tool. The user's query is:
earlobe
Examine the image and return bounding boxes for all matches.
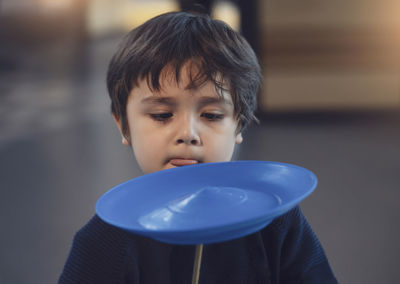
[122,137,130,146]
[235,132,243,144]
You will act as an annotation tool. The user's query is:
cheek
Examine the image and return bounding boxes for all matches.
[130,134,164,174]
[129,121,159,160]
[204,130,237,162]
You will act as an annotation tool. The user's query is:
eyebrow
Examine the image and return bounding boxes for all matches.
[197,96,233,107]
[139,95,233,108]
[140,97,177,106]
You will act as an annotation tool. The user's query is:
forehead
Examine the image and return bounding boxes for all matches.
[133,77,233,107]
[142,61,231,97]
[128,63,233,104]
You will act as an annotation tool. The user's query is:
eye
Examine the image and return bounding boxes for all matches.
[201,113,224,121]
[150,113,173,122]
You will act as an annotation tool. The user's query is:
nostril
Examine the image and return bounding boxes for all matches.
[176,137,200,145]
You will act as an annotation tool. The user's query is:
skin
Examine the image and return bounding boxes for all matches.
[114,65,243,174]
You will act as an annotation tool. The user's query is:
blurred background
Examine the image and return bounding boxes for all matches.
[0,0,399,283]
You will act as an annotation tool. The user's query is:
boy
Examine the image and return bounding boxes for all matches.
[59,12,337,283]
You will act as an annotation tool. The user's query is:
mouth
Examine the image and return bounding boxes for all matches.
[169,158,200,167]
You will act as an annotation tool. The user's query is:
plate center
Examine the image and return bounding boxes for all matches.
[167,186,248,213]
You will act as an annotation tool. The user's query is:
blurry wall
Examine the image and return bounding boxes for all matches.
[259,0,400,111]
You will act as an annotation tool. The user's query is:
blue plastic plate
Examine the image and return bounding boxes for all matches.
[96,161,317,244]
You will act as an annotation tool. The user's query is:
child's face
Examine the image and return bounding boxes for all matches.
[114,67,243,174]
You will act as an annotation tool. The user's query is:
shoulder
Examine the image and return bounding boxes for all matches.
[262,206,319,247]
[69,215,133,262]
[75,214,130,244]
[260,206,311,247]
[267,205,308,233]
[59,215,133,283]
[260,206,338,284]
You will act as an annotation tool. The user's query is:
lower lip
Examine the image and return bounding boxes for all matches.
[169,159,199,166]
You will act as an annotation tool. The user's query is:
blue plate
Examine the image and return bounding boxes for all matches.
[96,161,317,244]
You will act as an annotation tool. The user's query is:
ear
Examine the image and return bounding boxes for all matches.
[112,114,130,146]
[235,132,243,144]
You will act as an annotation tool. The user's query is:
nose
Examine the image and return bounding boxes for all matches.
[176,115,201,146]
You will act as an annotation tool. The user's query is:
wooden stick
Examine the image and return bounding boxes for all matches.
[191,244,204,284]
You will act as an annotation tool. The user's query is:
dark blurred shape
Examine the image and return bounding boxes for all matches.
[179,0,213,14]
[177,0,260,55]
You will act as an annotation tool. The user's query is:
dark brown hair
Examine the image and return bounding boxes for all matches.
[107,11,261,138]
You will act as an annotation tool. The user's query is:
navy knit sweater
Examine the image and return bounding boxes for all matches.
[59,206,337,284]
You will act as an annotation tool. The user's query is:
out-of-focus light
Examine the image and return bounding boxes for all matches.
[87,0,241,37]
[88,0,178,37]
[121,1,179,30]
[212,1,240,31]
[38,0,74,11]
